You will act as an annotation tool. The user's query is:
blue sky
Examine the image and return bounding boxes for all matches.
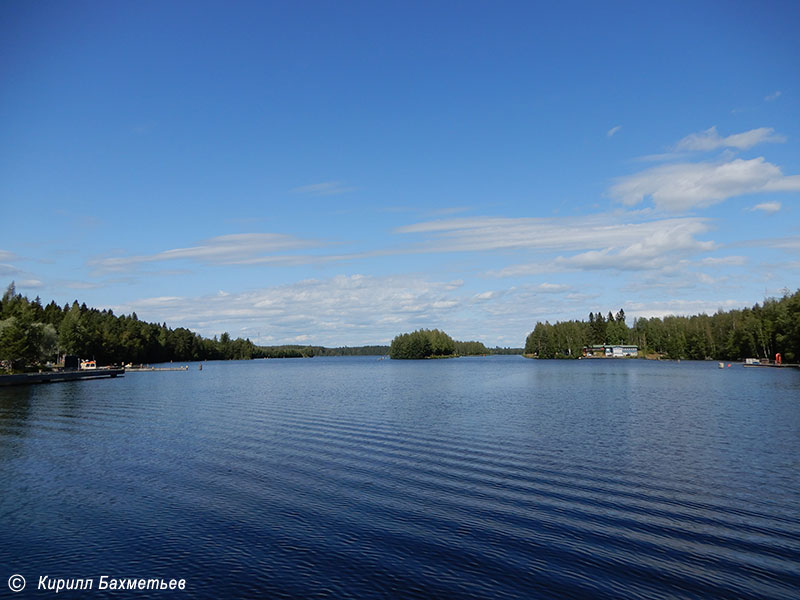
[2,1,799,346]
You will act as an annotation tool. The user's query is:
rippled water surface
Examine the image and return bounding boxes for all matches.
[1,357,799,598]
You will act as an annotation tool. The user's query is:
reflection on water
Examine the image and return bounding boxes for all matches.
[1,357,799,599]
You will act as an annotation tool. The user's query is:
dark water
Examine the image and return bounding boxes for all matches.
[1,357,799,599]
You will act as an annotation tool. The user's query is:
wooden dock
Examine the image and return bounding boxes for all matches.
[743,362,799,369]
[125,366,190,372]
[0,368,125,387]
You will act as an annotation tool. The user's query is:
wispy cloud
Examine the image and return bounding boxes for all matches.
[16,279,43,289]
[623,298,750,320]
[733,236,800,251]
[750,202,782,214]
[760,237,800,251]
[534,283,570,293]
[674,126,786,152]
[607,125,622,138]
[63,280,109,290]
[91,233,331,272]
[397,214,715,276]
[700,256,747,266]
[474,283,569,296]
[473,290,500,301]
[553,224,714,272]
[634,152,686,163]
[764,91,782,102]
[397,214,712,256]
[486,263,559,278]
[427,206,473,217]
[291,181,356,196]
[0,264,22,277]
[610,157,800,211]
[620,268,729,294]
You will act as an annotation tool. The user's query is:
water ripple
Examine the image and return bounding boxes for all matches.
[1,358,798,599]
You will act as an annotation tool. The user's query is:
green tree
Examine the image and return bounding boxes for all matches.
[58,302,86,357]
[590,311,607,343]
[0,307,56,371]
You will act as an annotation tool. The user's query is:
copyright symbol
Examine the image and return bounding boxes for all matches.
[8,574,26,592]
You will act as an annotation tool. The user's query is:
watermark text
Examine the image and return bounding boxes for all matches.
[31,575,186,593]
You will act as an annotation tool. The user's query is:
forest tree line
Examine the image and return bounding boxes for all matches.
[257,345,391,358]
[524,289,800,361]
[0,283,388,372]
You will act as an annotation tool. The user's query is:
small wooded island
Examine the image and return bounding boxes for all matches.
[389,329,490,359]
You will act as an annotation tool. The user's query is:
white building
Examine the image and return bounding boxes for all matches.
[584,345,638,358]
[606,345,638,357]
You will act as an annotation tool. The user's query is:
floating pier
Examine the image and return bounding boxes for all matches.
[0,368,125,387]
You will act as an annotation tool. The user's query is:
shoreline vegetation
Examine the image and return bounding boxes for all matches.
[0,282,397,373]
[524,290,800,362]
[2,280,797,371]
[0,282,518,373]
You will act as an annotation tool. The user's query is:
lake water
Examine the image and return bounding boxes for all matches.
[1,356,798,599]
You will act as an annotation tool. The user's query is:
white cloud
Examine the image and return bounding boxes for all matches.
[674,126,785,152]
[750,202,782,214]
[763,238,800,250]
[102,275,588,347]
[634,152,686,163]
[735,236,800,252]
[473,290,499,301]
[462,284,598,336]
[765,91,782,102]
[610,157,800,211]
[108,274,473,346]
[620,268,730,294]
[624,299,750,320]
[63,280,107,290]
[535,283,570,293]
[553,220,714,271]
[0,250,19,262]
[291,181,356,196]
[135,296,184,307]
[607,125,622,138]
[700,256,747,266]
[91,233,329,272]
[761,175,800,192]
[427,206,473,217]
[397,214,710,253]
[0,264,22,277]
[399,214,714,274]
[487,263,558,277]
[16,279,43,289]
